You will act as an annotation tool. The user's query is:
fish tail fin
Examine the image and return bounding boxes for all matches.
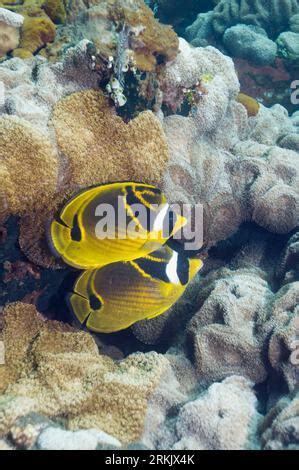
[49,219,72,259]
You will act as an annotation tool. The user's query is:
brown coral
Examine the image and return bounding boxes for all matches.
[19,15,56,55]
[0,89,168,267]
[0,302,167,443]
[108,0,178,71]
[0,116,58,216]
[50,89,168,187]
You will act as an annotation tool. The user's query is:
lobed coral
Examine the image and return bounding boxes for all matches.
[211,0,299,38]
[186,0,299,67]
[140,361,261,450]
[0,116,58,216]
[260,394,299,450]
[160,39,299,246]
[0,302,168,444]
[0,55,169,266]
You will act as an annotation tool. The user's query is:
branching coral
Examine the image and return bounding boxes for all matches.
[0,302,168,444]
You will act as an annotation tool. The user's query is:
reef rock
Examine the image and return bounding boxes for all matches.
[0,8,24,58]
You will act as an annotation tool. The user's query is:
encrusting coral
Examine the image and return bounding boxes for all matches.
[0,2,57,58]
[0,302,168,444]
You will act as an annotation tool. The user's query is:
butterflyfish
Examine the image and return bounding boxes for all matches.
[67,241,203,333]
[49,182,186,270]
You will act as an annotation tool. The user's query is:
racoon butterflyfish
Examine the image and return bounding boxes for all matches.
[67,242,203,333]
[49,182,186,269]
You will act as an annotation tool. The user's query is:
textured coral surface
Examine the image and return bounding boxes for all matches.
[0,0,298,451]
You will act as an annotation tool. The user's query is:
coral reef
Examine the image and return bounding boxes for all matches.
[211,0,298,38]
[160,39,299,246]
[0,9,298,450]
[0,302,168,444]
[186,0,299,68]
[0,0,178,72]
[0,46,168,267]
[0,8,23,58]
[260,394,299,450]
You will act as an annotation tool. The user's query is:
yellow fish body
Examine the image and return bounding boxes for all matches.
[50,182,186,269]
[67,242,203,333]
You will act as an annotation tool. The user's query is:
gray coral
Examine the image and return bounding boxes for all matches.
[212,0,298,38]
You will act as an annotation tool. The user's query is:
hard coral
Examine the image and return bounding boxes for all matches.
[212,0,298,38]
[43,0,66,24]
[0,302,168,444]
[50,89,168,187]
[0,8,23,58]
[109,0,178,71]
[0,116,58,216]
[0,84,168,267]
[19,15,56,55]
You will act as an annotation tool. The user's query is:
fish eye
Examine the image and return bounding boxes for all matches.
[89,294,102,311]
